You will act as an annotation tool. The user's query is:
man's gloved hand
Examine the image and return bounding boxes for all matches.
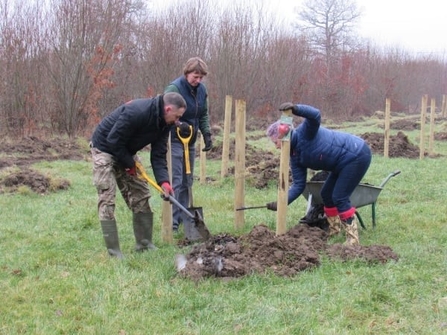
[125,165,137,176]
[178,122,191,138]
[279,102,298,114]
[266,202,277,211]
[161,182,174,201]
[202,133,212,152]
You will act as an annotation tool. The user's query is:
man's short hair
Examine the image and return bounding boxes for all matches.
[164,92,186,109]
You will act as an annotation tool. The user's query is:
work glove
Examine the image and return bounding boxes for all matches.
[125,165,137,176]
[178,122,192,138]
[161,182,174,201]
[266,201,277,211]
[279,102,298,115]
[202,133,212,152]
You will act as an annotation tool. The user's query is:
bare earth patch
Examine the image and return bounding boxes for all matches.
[176,224,399,281]
[0,134,410,279]
[0,136,84,193]
[0,168,70,194]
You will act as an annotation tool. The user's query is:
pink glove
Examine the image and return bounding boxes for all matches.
[161,182,174,200]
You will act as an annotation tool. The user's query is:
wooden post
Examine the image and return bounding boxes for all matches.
[221,95,233,178]
[384,98,391,158]
[419,95,427,160]
[442,94,446,118]
[162,134,174,243]
[276,110,293,235]
[234,99,246,229]
[199,132,206,184]
[429,98,436,156]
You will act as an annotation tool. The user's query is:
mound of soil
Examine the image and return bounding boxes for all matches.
[0,168,71,194]
[0,136,85,169]
[434,132,447,141]
[176,224,399,281]
[0,137,83,193]
[390,119,420,131]
[360,131,420,158]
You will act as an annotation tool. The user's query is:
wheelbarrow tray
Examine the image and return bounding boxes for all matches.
[303,181,382,208]
[302,170,400,229]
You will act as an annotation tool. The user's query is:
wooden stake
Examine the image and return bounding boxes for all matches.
[234,99,246,230]
[384,98,391,158]
[442,94,446,118]
[419,95,427,160]
[221,95,232,178]
[162,133,174,243]
[276,110,293,235]
[199,132,206,184]
[429,98,436,156]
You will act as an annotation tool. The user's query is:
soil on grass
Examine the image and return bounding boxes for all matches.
[180,131,418,281]
[0,125,433,193]
[0,132,414,280]
[0,136,85,194]
[176,224,399,281]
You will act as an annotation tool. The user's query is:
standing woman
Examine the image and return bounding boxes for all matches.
[164,57,213,232]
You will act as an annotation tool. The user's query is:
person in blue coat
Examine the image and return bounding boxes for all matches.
[266,103,372,246]
[164,57,212,232]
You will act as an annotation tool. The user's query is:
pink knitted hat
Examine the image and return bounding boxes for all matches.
[266,121,281,139]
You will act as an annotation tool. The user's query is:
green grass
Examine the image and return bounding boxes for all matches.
[1,117,447,334]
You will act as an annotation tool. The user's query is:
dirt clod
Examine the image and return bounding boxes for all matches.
[177,223,399,281]
[0,137,81,193]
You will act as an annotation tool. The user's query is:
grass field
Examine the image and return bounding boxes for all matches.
[1,117,447,334]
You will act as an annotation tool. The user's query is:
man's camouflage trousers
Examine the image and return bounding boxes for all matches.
[90,146,152,221]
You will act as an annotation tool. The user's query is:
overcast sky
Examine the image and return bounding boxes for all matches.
[149,0,447,56]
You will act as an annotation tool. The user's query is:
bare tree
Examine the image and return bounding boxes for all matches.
[2,0,447,139]
[139,0,215,95]
[42,0,145,137]
[292,0,363,115]
[0,0,47,136]
[295,0,361,67]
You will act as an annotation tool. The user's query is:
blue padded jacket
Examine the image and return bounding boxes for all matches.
[288,104,366,204]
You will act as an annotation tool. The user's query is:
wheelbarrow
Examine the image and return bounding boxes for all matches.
[302,170,401,229]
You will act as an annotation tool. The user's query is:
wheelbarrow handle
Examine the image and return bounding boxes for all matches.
[379,170,401,188]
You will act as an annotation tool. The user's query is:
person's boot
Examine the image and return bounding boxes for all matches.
[133,212,157,252]
[326,215,342,237]
[341,216,360,246]
[324,206,341,237]
[100,220,124,259]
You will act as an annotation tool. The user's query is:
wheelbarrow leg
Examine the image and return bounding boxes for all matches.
[372,202,376,228]
[355,211,366,230]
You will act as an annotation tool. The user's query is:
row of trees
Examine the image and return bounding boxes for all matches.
[1,0,446,138]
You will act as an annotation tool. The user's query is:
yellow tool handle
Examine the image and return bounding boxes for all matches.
[176,125,193,174]
[183,143,191,174]
[135,161,163,194]
[135,161,196,220]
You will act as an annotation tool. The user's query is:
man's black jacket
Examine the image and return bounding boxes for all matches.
[91,95,171,184]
